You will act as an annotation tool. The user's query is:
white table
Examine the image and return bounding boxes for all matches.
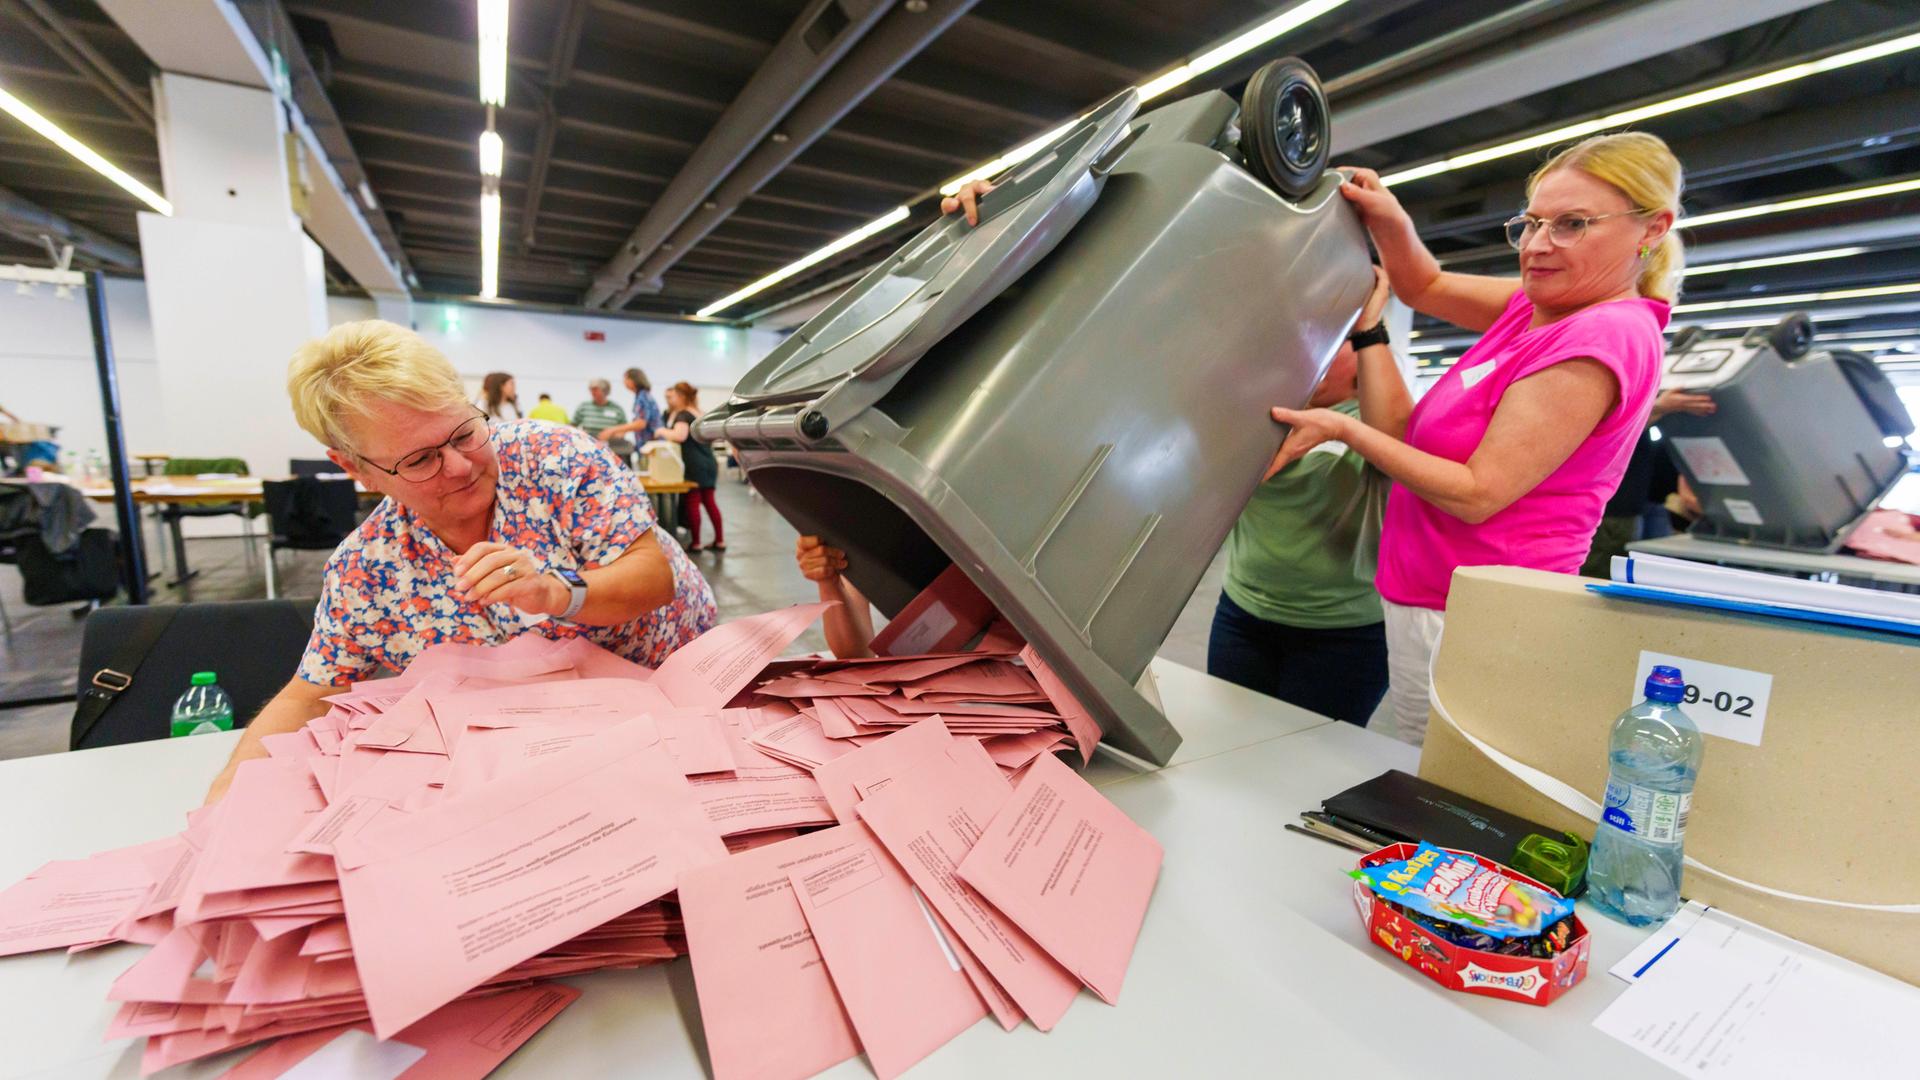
[1629,532,1920,589]
[0,658,1663,1080]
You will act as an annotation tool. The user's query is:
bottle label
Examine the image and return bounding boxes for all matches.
[1601,780,1690,845]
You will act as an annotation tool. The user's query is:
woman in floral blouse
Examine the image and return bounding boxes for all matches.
[204,320,716,802]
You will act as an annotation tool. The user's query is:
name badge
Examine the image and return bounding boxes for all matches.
[1457,359,1496,389]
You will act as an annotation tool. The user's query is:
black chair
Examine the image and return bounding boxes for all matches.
[71,599,314,750]
[156,456,258,582]
[289,458,337,477]
[261,477,359,598]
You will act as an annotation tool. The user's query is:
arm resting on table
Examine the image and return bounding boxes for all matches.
[204,676,333,803]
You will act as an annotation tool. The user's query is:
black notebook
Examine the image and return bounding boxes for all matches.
[1320,769,1558,868]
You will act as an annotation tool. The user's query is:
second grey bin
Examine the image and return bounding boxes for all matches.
[701,78,1374,765]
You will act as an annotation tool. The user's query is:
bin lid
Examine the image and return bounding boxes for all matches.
[727,89,1141,407]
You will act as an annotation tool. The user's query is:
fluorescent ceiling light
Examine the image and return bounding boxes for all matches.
[1817,329,1920,342]
[942,0,1350,191]
[697,205,910,318]
[0,83,171,215]
[357,181,378,209]
[478,0,510,107]
[1186,0,1352,78]
[1381,30,1920,187]
[478,130,504,177]
[1681,177,1920,230]
[1406,343,1448,353]
[1672,282,1920,314]
[939,117,1080,197]
[1683,246,1868,276]
[480,190,501,299]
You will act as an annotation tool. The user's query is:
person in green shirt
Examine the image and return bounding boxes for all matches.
[1209,268,1404,726]
[571,379,627,439]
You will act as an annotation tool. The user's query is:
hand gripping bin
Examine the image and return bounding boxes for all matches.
[1659,315,1913,552]
[698,65,1375,765]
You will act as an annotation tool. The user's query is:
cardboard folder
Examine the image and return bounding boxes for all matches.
[1419,566,1920,986]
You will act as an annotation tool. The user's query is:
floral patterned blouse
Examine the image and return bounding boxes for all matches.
[297,419,716,686]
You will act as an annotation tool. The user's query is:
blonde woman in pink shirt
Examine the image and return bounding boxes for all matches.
[1267,132,1683,744]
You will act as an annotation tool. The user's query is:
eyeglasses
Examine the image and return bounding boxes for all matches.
[1504,209,1649,250]
[358,412,492,482]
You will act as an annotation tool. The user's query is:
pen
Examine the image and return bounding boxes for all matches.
[1285,822,1372,853]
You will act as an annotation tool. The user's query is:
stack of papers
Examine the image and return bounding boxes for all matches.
[1595,902,1920,1078]
[0,587,1164,1078]
[1593,552,1920,636]
[746,642,1102,774]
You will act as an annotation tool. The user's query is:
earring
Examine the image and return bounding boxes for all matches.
[1638,244,1650,259]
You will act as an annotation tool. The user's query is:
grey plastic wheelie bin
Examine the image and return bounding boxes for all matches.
[697,59,1375,765]
[1659,315,1914,552]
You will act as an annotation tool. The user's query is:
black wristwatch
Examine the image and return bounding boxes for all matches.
[1348,321,1391,350]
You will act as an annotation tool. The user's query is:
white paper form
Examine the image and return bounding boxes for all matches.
[1593,905,1920,1077]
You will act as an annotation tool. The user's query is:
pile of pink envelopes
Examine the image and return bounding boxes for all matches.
[0,595,1162,1079]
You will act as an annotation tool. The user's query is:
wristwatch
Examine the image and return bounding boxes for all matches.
[551,567,587,619]
[1348,321,1391,350]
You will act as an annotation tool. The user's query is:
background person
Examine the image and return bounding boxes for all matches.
[597,367,665,455]
[573,378,631,463]
[527,392,569,424]
[1209,267,1402,726]
[203,321,716,801]
[1267,132,1683,745]
[479,371,520,419]
[795,535,876,659]
[1581,388,1715,576]
[655,382,724,552]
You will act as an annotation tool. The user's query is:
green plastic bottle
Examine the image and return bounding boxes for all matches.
[169,672,234,737]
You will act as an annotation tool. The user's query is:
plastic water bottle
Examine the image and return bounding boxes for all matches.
[169,672,235,738]
[1587,665,1704,926]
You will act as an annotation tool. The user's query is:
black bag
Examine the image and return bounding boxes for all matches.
[71,600,315,750]
[16,527,118,605]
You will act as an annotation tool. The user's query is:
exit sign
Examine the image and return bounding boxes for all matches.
[583,330,606,342]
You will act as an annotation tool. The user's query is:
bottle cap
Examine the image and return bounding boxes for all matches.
[190,671,218,687]
[1643,665,1685,703]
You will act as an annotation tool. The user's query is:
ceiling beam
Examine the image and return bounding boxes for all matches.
[1331,0,1828,154]
[524,0,589,251]
[1,0,151,125]
[612,0,980,304]
[0,183,140,268]
[583,0,893,307]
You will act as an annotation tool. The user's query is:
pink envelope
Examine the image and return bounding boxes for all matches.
[439,677,672,730]
[746,713,871,771]
[855,739,1081,1032]
[0,853,153,957]
[813,654,983,684]
[1020,645,1102,764]
[219,983,581,1080]
[178,759,336,922]
[787,823,986,1079]
[809,716,955,825]
[867,566,997,657]
[336,722,727,1036]
[682,711,836,836]
[650,602,833,708]
[679,829,864,1080]
[954,753,1162,1005]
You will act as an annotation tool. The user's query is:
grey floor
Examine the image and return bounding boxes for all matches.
[0,479,1225,762]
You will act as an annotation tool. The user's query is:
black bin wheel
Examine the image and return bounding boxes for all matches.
[1239,57,1330,201]
[1765,312,1813,360]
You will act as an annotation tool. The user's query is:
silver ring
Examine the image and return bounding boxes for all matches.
[502,564,517,580]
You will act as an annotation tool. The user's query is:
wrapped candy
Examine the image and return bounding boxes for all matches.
[1350,841,1575,941]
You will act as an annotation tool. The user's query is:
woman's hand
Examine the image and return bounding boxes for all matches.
[1358,265,1392,330]
[452,542,565,616]
[940,180,995,226]
[795,535,848,582]
[1650,389,1715,421]
[1264,406,1354,480]
[1336,167,1411,236]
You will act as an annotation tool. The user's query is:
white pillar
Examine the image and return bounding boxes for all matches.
[137,72,329,477]
[369,291,415,329]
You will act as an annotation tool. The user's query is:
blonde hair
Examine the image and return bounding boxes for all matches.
[1529,131,1685,302]
[286,320,470,451]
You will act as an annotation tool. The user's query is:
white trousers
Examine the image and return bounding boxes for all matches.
[1378,599,1446,747]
